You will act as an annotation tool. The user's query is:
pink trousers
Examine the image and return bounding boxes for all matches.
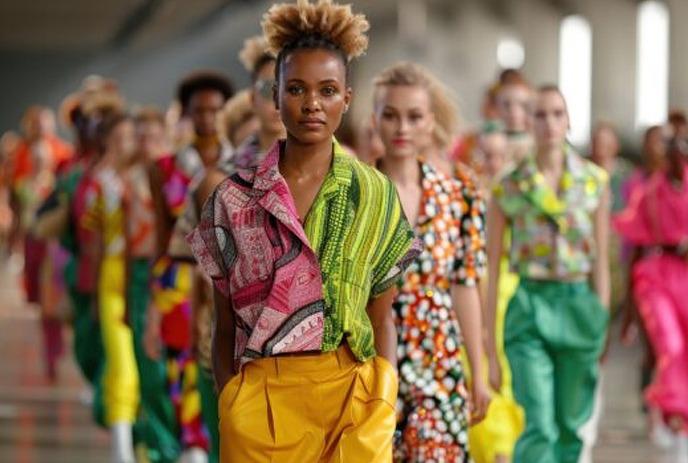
[633,253,688,427]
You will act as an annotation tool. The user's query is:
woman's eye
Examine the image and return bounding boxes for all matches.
[382,111,396,120]
[321,86,337,96]
[287,86,303,96]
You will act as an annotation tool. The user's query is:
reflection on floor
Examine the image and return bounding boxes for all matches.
[0,261,676,462]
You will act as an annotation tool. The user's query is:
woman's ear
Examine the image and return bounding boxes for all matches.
[344,87,353,113]
[272,82,279,110]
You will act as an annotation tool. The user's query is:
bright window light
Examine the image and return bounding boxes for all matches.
[635,1,669,128]
[497,38,525,69]
[559,15,592,146]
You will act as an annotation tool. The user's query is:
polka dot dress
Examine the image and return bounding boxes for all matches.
[394,161,486,463]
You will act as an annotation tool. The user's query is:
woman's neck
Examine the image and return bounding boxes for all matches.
[535,144,565,174]
[281,135,333,176]
[424,146,451,177]
[194,134,221,167]
[379,154,421,188]
[644,155,665,175]
[113,153,137,172]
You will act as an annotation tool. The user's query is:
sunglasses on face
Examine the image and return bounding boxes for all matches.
[254,79,275,100]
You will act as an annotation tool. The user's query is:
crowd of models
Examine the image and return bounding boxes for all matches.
[1,1,687,463]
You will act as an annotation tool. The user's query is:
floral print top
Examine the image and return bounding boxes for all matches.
[493,145,608,279]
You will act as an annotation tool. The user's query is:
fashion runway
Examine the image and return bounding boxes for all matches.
[0,261,672,462]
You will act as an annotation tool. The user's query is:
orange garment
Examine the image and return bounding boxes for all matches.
[11,136,73,185]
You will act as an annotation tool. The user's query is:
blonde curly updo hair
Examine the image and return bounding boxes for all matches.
[238,36,275,81]
[261,0,369,81]
[373,61,460,150]
[223,89,255,146]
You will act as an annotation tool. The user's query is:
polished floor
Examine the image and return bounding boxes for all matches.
[0,259,679,462]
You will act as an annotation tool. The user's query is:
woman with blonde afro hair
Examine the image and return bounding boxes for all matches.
[187,1,420,462]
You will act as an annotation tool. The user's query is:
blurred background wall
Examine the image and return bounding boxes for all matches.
[1,0,687,154]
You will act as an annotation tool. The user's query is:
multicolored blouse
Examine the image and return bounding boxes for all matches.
[82,166,126,258]
[493,145,608,279]
[188,139,419,369]
[124,164,156,258]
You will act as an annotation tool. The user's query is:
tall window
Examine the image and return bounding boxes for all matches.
[497,37,525,69]
[559,15,592,146]
[636,1,669,128]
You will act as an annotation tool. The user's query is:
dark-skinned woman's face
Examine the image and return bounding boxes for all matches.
[276,49,351,146]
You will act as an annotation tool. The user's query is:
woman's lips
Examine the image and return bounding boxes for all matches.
[299,119,326,129]
[392,138,410,147]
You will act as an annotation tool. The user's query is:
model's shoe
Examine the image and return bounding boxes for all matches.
[110,421,135,463]
[674,434,688,463]
[651,422,675,449]
[181,447,208,463]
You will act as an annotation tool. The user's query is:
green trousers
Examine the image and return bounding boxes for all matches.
[128,259,181,463]
[69,288,103,384]
[68,286,106,427]
[198,366,219,463]
[505,279,609,463]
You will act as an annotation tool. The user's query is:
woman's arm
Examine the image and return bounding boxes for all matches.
[367,286,398,370]
[593,187,611,309]
[212,286,236,391]
[485,196,506,391]
[452,284,490,423]
[620,246,640,345]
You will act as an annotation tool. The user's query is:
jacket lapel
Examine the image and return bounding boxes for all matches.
[252,141,314,248]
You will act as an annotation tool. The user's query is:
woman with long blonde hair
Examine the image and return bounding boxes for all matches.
[374,61,490,462]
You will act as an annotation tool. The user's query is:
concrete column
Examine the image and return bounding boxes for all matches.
[668,0,688,112]
[582,0,637,141]
[509,0,560,86]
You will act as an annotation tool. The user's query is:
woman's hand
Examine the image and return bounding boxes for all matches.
[366,286,398,367]
[620,302,639,347]
[487,352,502,392]
[470,378,491,424]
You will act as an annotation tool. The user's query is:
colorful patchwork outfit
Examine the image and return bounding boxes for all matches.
[150,142,232,454]
[124,163,181,463]
[188,139,419,462]
[83,166,139,426]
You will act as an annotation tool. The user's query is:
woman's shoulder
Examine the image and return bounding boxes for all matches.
[492,156,529,198]
[340,152,396,195]
[576,152,609,185]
